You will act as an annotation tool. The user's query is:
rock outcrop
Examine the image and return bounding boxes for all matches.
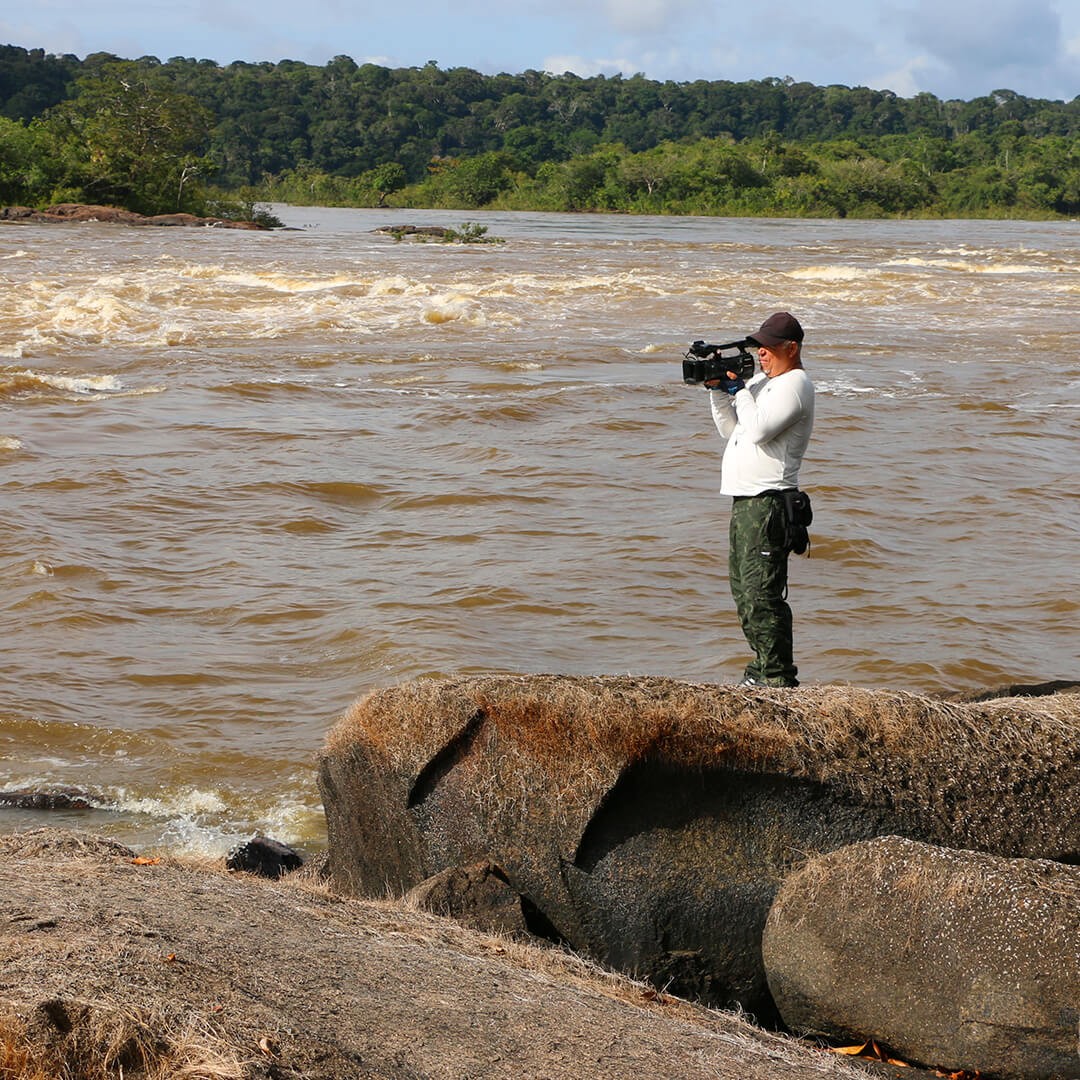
[317,675,1080,1015]
[763,836,1080,1080]
[0,203,265,229]
[372,224,453,239]
[0,827,875,1080]
[404,861,533,937]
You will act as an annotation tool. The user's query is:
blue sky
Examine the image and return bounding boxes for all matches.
[5,0,1079,101]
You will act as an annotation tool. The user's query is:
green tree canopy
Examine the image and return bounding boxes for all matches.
[45,60,213,214]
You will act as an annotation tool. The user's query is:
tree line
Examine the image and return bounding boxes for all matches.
[0,44,1077,219]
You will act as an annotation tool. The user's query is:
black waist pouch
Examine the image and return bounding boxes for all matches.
[780,489,813,554]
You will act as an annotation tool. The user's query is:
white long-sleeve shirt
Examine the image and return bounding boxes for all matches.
[710,368,815,496]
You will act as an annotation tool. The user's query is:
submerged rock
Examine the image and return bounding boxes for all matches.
[947,678,1080,702]
[317,674,1080,1014]
[763,836,1080,1079]
[0,787,97,811]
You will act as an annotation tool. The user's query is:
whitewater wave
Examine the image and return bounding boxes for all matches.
[0,258,701,354]
[179,264,366,294]
[785,266,875,282]
[0,774,323,857]
[884,257,1043,275]
[0,369,164,401]
[106,784,323,856]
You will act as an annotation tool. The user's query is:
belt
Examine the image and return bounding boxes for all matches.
[732,489,791,502]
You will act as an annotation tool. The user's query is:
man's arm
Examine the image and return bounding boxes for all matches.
[709,388,737,439]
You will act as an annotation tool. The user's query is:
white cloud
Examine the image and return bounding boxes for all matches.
[542,53,640,76]
[870,55,937,98]
[745,3,871,58]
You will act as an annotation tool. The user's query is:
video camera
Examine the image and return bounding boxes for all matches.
[682,339,757,390]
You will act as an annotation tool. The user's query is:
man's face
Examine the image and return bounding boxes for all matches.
[758,341,798,377]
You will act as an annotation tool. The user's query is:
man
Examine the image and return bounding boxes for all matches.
[707,311,815,687]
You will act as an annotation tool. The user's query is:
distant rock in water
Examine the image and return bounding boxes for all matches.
[0,787,97,811]
[372,223,502,243]
[373,224,452,239]
[226,836,304,878]
[0,203,266,230]
[318,674,1080,1016]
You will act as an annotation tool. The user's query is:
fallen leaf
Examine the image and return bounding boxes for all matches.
[132,857,162,865]
[640,988,671,1005]
[257,1036,279,1058]
[829,1043,870,1056]
[825,1040,908,1067]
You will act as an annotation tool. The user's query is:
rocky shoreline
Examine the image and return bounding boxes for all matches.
[0,829,894,1080]
[319,675,1080,1080]
[0,203,267,229]
[3,676,1077,1079]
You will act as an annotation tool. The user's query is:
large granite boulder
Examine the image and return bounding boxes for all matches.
[763,836,1080,1079]
[317,675,1080,1015]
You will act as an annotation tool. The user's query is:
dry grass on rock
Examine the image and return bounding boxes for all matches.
[0,1001,245,1080]
[326,675,1080,853]
[330,675,1080,782]
[0,827,882,1080]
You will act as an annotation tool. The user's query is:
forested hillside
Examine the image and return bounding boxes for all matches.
[1,44,1077,218]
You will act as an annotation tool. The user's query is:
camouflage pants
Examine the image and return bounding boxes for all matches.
[728,494,798,686]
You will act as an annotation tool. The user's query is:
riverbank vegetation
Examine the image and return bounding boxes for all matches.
[1,44,1077,219]
[264,133,1079,218]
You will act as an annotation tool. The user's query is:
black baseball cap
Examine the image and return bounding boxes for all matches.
[746,311,804,347]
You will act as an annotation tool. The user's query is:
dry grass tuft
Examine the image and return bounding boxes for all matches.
[0,830,135,861]
[0,1000,245,1080]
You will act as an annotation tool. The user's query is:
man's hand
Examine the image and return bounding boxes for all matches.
[723,370,745,394]
[706,371,744,395]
